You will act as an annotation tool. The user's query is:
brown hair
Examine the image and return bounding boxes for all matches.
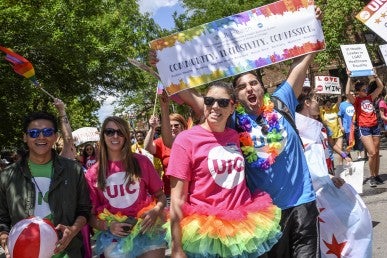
[232,71,266,93]
[169,113,188,130]
[97,116,141,190]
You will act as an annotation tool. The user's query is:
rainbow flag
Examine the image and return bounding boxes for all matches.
[0,46,39,86]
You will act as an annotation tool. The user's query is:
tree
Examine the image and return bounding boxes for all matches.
[0,0,163,149]
[174,0,379,69]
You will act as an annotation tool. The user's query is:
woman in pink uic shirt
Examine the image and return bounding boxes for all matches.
[86,116,167,258]
[167,82,281,258]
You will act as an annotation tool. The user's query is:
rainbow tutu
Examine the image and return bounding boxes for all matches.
[165,191,281,257]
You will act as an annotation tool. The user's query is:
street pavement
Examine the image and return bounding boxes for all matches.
[357,137,387,258]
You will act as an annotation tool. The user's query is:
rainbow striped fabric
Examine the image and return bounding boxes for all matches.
[0,46,39,86]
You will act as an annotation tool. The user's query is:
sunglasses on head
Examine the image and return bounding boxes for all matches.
[203,97,232,108]
[103,128,124,137]
[26,128,55,138]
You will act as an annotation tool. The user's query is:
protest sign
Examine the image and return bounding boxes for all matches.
[314,76,341,95]
[335,161,365,194]
[380,44,387,63]
[340,44,374,77]
[356,1,387,42]
[150,0,325,95]
[72,127,100,146]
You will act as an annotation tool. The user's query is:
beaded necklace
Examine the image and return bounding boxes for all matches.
[235,94,283,170]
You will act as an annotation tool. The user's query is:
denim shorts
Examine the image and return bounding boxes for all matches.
[359,125,381,137]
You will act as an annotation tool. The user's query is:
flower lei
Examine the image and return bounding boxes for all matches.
[236,93,283,170]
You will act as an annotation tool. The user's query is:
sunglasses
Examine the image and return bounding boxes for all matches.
[203,97,232,108]
[360,88,368,93]
[103,128,124,137]
[170,123,180,128]
[26,128,55,138]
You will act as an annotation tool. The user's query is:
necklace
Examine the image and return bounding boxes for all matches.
[235,93,283,170]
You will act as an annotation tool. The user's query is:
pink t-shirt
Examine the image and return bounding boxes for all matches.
[379,99,387,125]
[166,125,251,210]
[86,153,163,216]
[355,95,377,127]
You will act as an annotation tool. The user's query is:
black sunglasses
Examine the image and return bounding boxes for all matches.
[26,128,55,138]
[203,97,232,108]
[103,128,124,137]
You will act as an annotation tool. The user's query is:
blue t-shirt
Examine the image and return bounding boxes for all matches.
[338,101,355,133]
[230,82,315,209]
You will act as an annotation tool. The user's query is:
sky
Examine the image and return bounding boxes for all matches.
[97,0,184,122]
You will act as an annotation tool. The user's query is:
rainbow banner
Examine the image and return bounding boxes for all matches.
[150,0,325,95]
[356,1,387,43]
[0,46,39,86]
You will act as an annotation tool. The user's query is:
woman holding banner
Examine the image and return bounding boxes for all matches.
[167,82,281,258]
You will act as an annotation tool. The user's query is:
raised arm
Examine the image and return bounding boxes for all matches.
[159,91,173,148]
[53,98,77,159]
[287,6,321,97]
[345,72,355,104]
[176,88,204,120]
[287,52,317,98]
[144,116,160,155]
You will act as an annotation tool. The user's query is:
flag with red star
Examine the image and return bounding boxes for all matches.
[296,113,373,258]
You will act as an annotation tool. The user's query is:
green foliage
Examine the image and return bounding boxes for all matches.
[0,0,163,149]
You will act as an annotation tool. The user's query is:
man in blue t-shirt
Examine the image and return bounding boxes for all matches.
[230,54,318,258]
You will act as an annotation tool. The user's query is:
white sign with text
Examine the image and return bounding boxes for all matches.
[340,44,374,77]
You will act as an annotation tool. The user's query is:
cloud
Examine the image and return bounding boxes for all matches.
[138,0,179,14]
[97,96,116,123]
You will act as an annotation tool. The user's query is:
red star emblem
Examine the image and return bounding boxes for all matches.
[323,234,347,258]
[318,207,325,223]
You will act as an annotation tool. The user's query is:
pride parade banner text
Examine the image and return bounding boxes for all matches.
[150,0,325,95]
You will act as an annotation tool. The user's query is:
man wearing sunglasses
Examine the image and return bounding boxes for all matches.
[0,111,91,257]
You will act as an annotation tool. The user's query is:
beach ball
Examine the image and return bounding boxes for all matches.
[8,217,58,258]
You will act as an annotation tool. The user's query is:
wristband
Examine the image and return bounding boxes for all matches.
[340,152,348,159]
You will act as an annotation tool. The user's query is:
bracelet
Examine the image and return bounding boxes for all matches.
[59,115,67,117]
[340,152,348,159]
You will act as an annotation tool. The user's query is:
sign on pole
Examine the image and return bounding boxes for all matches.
[340,44,374,77]
[150,0,325,95]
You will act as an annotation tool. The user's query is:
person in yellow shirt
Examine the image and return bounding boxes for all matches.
[131,131,163,176]
[320,95,344,166]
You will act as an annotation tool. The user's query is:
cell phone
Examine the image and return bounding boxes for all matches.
[122,217,138,232]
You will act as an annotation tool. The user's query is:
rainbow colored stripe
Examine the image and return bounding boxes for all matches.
[0,46,39,86]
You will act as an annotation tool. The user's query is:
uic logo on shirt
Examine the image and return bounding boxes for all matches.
[104,172,139,208]
[361,100,375,113]
[208,145,245,189]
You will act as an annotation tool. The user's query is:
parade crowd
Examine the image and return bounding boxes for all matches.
[0,6,386,258]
